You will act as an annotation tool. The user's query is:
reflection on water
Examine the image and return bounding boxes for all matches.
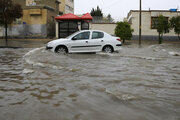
[0,41,180,120]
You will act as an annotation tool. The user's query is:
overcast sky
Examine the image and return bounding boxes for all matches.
[74,0,180,21]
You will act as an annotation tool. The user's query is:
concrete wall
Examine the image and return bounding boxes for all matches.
[28,24,47,36]
[56,22,59,38]
[90,23,116,35]
[0,24,47,38]
[128,11,180,37]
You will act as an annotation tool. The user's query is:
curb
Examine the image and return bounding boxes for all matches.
[0,46,22,49]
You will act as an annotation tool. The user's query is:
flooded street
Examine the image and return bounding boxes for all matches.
[0,41,180,120]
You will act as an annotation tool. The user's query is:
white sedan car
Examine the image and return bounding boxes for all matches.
[46,30,122,53]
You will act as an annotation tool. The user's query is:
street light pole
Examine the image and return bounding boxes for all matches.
[139,0,142,45]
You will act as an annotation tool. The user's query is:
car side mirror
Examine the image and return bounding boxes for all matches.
[72,37,77,40]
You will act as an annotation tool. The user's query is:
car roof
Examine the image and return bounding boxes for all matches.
[79,30,104,33]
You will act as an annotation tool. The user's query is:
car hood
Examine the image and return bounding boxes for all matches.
[47,38,69,45]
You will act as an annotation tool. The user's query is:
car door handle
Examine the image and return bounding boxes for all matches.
[86,41,88,43]
[101,40,104,42]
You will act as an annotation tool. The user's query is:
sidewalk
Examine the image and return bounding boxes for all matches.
[0,38,54,48]
[125,39,180,45]
[0,38,53,41]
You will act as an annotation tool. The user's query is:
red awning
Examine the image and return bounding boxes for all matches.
[55,13,92,20]
[55,13,80,20]
[81,13,93,20]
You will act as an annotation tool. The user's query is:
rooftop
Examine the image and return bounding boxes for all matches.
[127,9,180,18]
[55,13,92,20]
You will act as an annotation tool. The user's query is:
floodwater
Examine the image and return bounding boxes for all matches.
[0,40,180,120]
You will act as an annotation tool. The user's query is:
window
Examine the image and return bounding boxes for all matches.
[151,17,169,29]
[73,32,90,40]
[65,5,73,11]
[151,17,158,29]
[92,32,104,39]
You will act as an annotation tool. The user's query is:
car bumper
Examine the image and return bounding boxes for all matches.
[116,44,122,47]
[46,46,53,51]
[113,44,122,51]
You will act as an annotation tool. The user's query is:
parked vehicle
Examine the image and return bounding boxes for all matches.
[46,30,122,54]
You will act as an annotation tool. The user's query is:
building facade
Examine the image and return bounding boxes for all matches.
[0,0,74,38]
[60,0,74,14]
[25,0,74,14]
[127,10,180,40]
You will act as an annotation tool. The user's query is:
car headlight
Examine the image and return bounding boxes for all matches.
[47,41,53,46]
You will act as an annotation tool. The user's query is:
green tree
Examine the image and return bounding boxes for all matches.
[90,8,95,16]
[156,15,170,44]
[170,16,180,40]
[90,6,103,17]
[115,22,133,44]
[0,0,22,46]
[107,14,114,23]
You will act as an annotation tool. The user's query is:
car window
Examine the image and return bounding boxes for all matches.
[66,31,79,39]
[72,32,90,40]
[92,31,104,39]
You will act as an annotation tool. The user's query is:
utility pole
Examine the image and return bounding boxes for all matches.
[4,7,8,46]
[139,0,142,45]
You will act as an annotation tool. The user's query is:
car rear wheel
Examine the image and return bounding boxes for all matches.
[55,46,68,54]
[103,45,113,53]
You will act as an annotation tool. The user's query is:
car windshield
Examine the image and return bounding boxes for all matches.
[66,31,80,39]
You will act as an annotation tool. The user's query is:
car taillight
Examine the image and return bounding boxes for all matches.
[116,38,121,42]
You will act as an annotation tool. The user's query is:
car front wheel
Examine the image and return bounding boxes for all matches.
[102,45,114,53]
[55,46,68,54]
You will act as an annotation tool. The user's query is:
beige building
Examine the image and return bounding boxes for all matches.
[0,0,74,38]
[25,0,74,14]
[60,0,74,14]
[127,10,180,40]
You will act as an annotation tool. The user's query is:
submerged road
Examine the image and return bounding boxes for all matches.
[0,41,180,120]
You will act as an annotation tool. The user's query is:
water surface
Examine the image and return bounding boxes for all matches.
[0,41,180,120]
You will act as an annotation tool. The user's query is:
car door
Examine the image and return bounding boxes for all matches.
[68,31,90,52]
[88,31,104,52]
